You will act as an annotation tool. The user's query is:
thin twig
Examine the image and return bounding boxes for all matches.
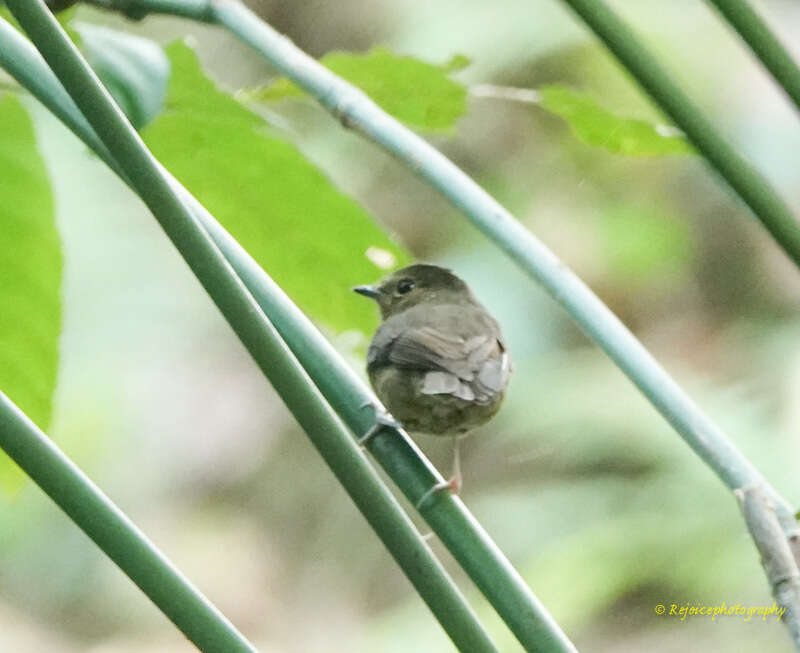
[469,83,542,104]
[736,484,800,649]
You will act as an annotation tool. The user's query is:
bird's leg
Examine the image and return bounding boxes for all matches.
[415,436,463,509]
[450,435,462,494]
[358,400,403,445]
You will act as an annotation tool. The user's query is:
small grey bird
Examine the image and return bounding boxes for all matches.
[354,263,511,497]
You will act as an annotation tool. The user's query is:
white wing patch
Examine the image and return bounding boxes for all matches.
[420,346,510,404]
[422,371,477,401]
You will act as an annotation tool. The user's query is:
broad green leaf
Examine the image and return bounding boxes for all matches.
[255,47,468,131]
[76,23,169,130]
[0,96,62,490]
[143,41,409,333]
[539,85,693,156]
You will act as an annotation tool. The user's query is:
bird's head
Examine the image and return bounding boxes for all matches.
[353,263,475,319]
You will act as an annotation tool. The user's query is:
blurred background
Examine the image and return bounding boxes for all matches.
[2,0,800,650]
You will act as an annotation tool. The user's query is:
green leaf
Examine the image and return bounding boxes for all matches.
[143,41,409,333]
[254,47,468,131]
[75,23,169,130]
[441,53,471,74]
[539,85,693,156]
[253,77,302,103]
[0,96,62,490]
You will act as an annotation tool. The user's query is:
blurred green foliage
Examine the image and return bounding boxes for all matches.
[0,2,798,652]
[597,205,692,285]
[254,47,469,131]
[0,95,61,491]
[142,41,409,333]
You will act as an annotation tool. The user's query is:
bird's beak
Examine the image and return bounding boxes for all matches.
[352,284,381,300]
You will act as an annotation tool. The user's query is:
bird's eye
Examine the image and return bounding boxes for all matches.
[396,278,415,294]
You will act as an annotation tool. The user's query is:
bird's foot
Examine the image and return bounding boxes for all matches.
[415,475,461,510]
[358,400,403,445]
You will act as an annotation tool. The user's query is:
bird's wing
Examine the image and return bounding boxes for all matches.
[387,326,510,403]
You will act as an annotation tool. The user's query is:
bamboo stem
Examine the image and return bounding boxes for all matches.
[0,392,259,653]
[705,0,800,114]
[0,6,499,651]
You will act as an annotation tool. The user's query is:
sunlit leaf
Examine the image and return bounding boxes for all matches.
[75,23,169,130]
[0,95,62,490]
[143,41,409,333]
[254,47,468,131]
[539,85,693,156]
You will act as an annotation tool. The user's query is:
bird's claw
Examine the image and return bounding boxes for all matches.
[415,476,461,510]
[358,401,403,445]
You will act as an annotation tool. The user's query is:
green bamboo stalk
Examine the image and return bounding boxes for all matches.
[0,391,259,653]
[556,0,800,265]
[74,6,800,640]
[85,0,800,268]
[0,17,575,653]
[85,0,798,532]
[13,0,800,644]
[705,0,800,114]
[7,0,799,646]
[0,7,500,652]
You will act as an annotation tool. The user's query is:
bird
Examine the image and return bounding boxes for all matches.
[353,263,511,503]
